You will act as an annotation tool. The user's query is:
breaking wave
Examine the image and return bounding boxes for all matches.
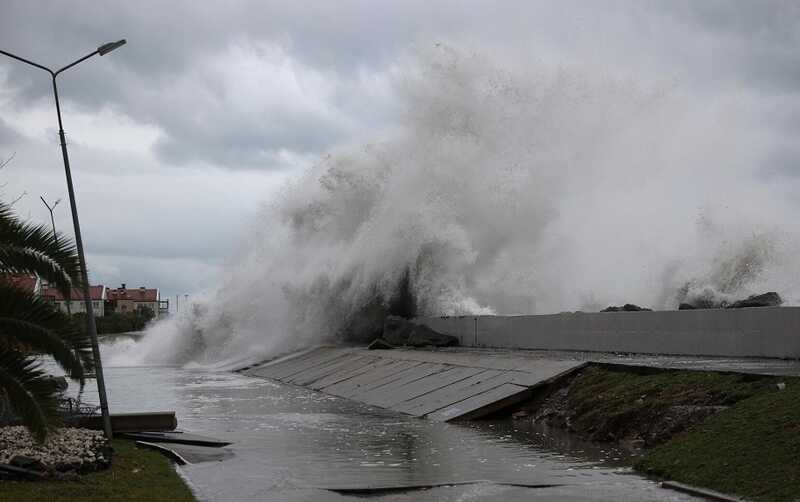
[118,46,800,367]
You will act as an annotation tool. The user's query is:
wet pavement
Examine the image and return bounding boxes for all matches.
[77,361,703,501]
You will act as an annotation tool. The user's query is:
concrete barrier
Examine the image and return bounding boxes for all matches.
[73,412,178,432]
[417,307,800,359]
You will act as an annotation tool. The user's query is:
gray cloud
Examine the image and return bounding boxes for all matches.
[2,0,800,296]
[3,1,797,171]
[0,118,23,147]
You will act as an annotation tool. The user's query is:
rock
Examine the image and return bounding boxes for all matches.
[382,315,415,344]
[10,455,45,472]
[339,268,419,343]
[727,292,783,309]
[601,304,652,312]
[679,291,782,310]
[382,316,459,347]
[0,426,111,477]
[367,338,395,350]
[0,463,45,480]
[406,324,459,348]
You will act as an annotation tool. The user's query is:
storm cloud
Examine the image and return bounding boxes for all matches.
[1,0,799,300]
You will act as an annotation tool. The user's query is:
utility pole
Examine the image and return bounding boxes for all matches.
[1,40,127,440]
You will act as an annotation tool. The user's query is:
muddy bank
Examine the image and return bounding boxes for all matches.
[507,363,799,501]
[512,364,777,448]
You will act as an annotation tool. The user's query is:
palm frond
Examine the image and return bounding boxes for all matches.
[0,318,86,382]
[0,245,78,297]
[0,283,93,378]
[0,201,81,296]
[0,347,61,442]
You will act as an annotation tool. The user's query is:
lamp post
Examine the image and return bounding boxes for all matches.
[39,195,61,244]
[1,40,126,440]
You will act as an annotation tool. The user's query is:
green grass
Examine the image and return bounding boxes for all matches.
[636,379,800,502]
[541,365,800,500]
[0,439,196,502]
[561,364,778,443]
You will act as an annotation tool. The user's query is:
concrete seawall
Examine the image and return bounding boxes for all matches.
[417,307,800,359]
[240,347,585,421]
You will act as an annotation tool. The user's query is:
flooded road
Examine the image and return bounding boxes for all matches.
[76,361,702,501]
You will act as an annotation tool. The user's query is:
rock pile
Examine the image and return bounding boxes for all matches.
[378,316,459,348]
[0,426,111,479]
[678,291,783,310]
[600,304,652,312]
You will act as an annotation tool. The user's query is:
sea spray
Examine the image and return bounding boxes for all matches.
[125,46,800,367]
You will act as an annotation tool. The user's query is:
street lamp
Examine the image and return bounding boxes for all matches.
[39,195,61,244]
[0,40,127,440]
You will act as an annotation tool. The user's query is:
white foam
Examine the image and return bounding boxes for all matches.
[123,46,799,368]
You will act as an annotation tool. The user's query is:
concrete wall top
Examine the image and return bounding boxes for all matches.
[417,307,800,359]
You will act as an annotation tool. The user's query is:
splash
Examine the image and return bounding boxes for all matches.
[127,46,799,367]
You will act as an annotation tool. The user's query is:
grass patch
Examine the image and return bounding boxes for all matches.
[534,364,800,501]
[0,439,195,502]
[540,364,779,445]
[636,379,800,502]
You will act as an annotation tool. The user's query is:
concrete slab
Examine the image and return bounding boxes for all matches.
[72,411,177,432]
[426,383,533,422]
[308,356,382,390]
[321,360,422,398]
[136,441,234,464]
[394,369,508,416]
[369,366,487,408]
[340,360,426,396]
[319,358,405,397]
[244,348,326,377]
[266,349,346,380]
[354,363,448,406]
[247,348,341,379]
[287,354,370,386]
[244,346,586,423]
[120,431,232,447]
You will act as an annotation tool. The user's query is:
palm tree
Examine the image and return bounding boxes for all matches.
[0,201,93,441]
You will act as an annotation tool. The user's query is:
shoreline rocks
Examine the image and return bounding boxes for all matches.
[600,304,652,312]
[678,291,783,310]
[380,316,459,348]
[0,426,112,480]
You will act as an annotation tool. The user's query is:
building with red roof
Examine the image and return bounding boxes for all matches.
[9,277,167,319]
[105,283,162,317]
[41,284,107,316]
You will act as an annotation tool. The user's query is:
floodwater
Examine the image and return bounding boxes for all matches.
[70,348,703,502]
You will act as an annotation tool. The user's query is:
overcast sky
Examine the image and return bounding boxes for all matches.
[1,1,799,304]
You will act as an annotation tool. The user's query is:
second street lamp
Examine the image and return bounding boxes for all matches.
[0,40,127,440]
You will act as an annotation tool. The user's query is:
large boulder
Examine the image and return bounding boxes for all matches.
[338,268,419,344]
[679,291,783,310]
[382,316,459,347]
[727,292,783,309]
